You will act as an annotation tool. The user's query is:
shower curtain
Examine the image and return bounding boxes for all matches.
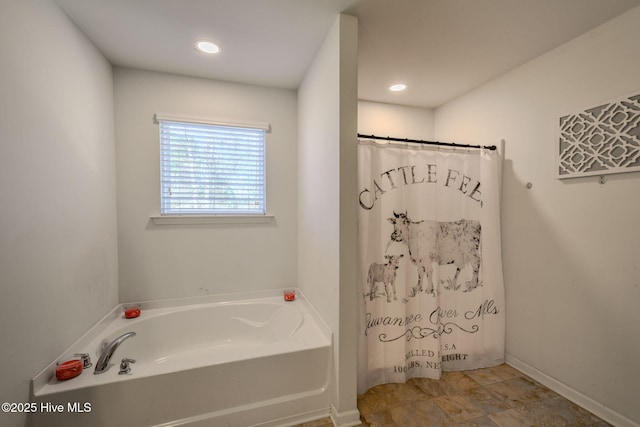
[357,139,504,394]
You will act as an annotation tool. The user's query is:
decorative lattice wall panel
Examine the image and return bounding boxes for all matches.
[557,92,640,179]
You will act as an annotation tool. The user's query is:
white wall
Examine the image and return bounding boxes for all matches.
[114,68,298,302]
[298,14,360,426]
[0,1,117,426]
[358,101,435,140]
[435,6,640,425]
[337,14,360,426]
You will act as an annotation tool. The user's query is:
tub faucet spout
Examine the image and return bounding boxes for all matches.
[94,332,136,374]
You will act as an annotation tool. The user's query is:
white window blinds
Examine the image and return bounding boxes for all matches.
[158,118,266,215]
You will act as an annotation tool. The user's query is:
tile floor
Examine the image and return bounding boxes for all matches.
[293,364,611,427]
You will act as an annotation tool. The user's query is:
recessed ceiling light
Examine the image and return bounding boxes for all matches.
[195,40,221,54]
[389,83,407,92]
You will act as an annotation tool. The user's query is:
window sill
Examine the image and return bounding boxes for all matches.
[150,215,274,225]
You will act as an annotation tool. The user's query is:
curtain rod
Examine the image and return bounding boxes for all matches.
[357,133,497,151]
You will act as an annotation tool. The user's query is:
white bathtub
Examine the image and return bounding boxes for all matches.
[31,290,333,427]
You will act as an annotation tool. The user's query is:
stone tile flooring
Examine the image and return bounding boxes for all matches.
[293,364,612,427]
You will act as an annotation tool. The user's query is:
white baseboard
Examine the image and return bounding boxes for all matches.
[506,354,639,427]
[330,404,361,427]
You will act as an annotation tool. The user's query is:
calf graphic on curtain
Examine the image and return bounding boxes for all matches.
[357,140,505,394]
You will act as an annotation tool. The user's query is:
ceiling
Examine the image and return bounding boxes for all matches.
[54,0,640,108]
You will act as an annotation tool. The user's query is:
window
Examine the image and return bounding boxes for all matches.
[157,115,268,216]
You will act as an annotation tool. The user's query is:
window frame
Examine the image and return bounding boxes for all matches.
[152,113,273,225]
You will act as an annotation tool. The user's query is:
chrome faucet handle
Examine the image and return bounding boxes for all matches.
[74,353,92,369]
[118,358,136,375]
